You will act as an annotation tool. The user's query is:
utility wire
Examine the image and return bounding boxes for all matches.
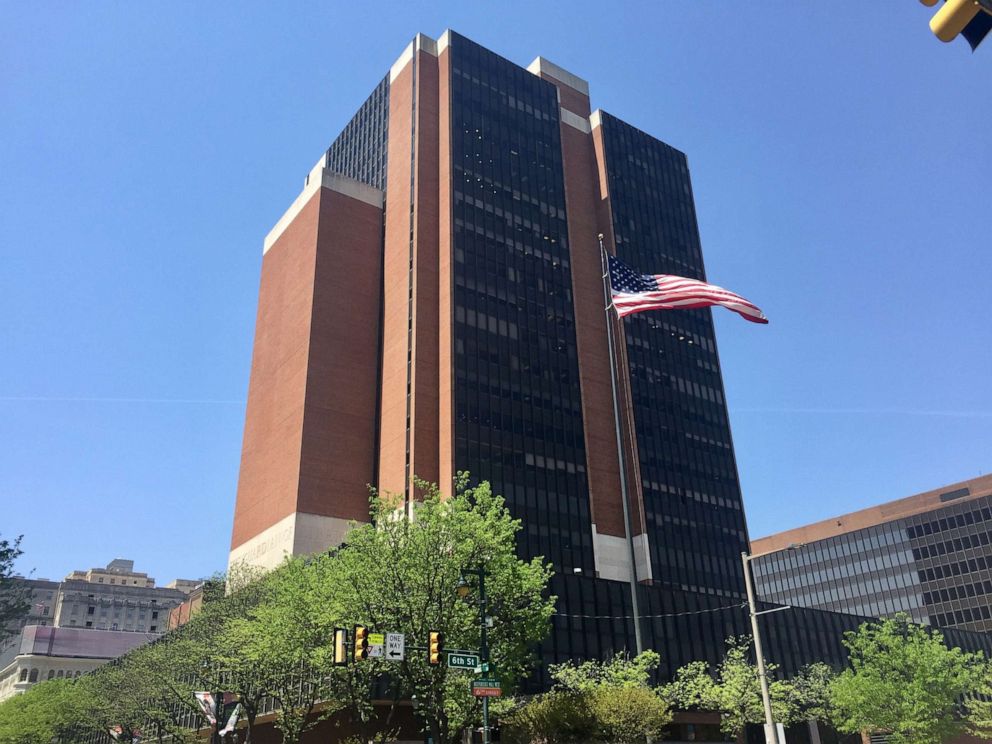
[554,601,748,621]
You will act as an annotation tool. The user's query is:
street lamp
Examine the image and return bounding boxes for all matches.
[456,574,471,599]
[741,543,804,744]
[458,566,490,744]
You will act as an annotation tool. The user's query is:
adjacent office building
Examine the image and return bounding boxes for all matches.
[227,31,992,684]
[753,474,992,635]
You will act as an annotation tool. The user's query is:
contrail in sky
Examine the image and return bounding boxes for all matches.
[0,396,244,404]
[733,407,992,419]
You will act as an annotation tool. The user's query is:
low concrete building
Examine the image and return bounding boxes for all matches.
[0,626,159,701]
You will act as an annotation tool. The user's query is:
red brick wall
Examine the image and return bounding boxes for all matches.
[231,185,382,551]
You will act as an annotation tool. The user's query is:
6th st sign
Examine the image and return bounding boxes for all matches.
[447,653,480,670]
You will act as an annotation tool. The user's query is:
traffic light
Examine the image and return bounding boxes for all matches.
[428,631,444,665]
[333,627,348,666]
[354,625,369,661]
[920,0,992,49]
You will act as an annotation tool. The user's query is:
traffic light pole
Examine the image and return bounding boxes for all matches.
[463,566,490,744]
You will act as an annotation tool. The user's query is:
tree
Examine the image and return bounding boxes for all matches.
[178,562,272,744]
[0,677,89,744]
[122,640,200,744]
[0,534,30,644]
[501,692,596,744]
[307,475,556,744]
[74,656,149,744]
[224,556,341,744]
[549,650,661,693]
[964,661,992,738]
[667,636,794,744]
[505,652,672,744]
[786,662,834,725]
[828,614,985,744]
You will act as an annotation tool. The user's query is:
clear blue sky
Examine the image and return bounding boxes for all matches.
[2,2,989,584]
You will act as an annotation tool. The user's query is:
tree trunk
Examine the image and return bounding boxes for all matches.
[859,731,871,744]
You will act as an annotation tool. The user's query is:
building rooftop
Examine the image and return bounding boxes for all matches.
[753,473,992,554]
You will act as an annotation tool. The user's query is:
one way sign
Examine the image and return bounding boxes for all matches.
[385,633,405,661]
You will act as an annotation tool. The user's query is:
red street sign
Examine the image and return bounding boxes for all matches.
[472,686,502,697]
[472,678,501,697]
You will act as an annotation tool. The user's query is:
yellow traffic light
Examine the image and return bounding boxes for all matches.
[354,625,369,661]
[920,0,992,45]
[333,628,348,666]
[428,631,444,665]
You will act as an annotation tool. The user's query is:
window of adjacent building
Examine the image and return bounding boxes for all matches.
[19,669,27,682]
[150,625,157,632]
[85,621,92,628]
[47,670,54,680]
[151,611,158,619]
[28,669,38,683]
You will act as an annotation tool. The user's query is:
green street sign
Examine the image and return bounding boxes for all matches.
[447,653,480,669]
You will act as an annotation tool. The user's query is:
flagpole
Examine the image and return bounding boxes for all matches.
[598,233,644,654]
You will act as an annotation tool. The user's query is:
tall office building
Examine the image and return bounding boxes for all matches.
[227,31,991,681]
[752,474,992,634]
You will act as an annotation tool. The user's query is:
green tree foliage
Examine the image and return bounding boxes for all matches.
[505,652,671,744]
[785,662,835,725]
[502,691,596,744]
[0,534,30,643]
[178,562,272,744]
[308,476,555,744]
[549,650,660,693]
[828,614,986,744]
[0,476,554,744]
[224,557,340,744]
[964,662,992,738]
[0,678,88,744]
[667,636,794,743]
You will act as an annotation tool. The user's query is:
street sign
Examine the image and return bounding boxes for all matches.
[471,678,501,697]
[368,633,385,658]
[447,653,480,669]
[386,632,405,661]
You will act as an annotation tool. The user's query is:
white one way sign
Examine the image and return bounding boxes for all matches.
[386,633,405,661]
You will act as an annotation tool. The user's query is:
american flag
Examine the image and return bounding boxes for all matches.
[608,255,768,324]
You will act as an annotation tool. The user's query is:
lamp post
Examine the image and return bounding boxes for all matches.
[457,566,490,744]
[741,543,804,744]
